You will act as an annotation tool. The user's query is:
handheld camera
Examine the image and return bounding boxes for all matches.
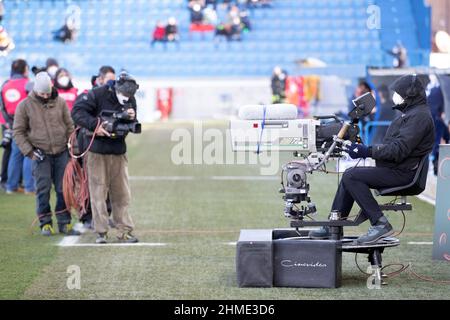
[100,109,141,138]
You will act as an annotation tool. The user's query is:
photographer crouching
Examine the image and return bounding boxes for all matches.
[71,72,140,244]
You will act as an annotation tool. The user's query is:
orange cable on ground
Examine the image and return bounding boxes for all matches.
[63,118,101,219]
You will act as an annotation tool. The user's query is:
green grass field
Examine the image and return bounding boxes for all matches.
[1,121,449,299]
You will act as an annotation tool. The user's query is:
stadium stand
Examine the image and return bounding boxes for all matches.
[0,0,431,78]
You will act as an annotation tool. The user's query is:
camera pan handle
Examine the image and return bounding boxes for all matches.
[337,123,350,139]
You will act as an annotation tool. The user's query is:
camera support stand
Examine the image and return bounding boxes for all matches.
[284,116,416,286]
[290,201,407,286]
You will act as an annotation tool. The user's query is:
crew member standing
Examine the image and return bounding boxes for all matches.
[54,68,78,111]
[72,72,139,244]
[76,65,116,229]
[13,72,79,236]
[1,59,34,193]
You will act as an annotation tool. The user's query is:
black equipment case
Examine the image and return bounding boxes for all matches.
[236,229,342,288]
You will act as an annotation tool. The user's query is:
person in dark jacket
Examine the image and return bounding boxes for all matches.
[165,17,179,43]
[426,75,450,175]
[310,74,435,244]
[271,66,287,104]
[71,72,139,244]
[78,66,116,229]
[72,73,137,155]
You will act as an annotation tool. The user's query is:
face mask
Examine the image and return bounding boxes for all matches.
[116,91,129,105]
[57,76,70,87]
[47,66,58,79]
[392,92,404,106]
[106,79,115,87]
[36,95,50,104]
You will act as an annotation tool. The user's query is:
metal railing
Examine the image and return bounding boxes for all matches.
[363,121,391,145]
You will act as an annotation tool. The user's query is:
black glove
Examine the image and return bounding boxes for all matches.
[345,143,371,159]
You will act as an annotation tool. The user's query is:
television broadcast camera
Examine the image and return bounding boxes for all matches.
[230,92,376,220]
[232,93,423,288]
[99,109,142,138]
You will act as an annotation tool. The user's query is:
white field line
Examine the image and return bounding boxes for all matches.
[211,176,278,181]
[58,234,167,247]
[129,176,278,181]
[407,241,433,245]
[129,176,195,181]
[58,241,167,247]
[58,236,80,246]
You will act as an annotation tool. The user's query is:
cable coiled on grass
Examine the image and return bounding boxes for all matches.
[63,119,102,218]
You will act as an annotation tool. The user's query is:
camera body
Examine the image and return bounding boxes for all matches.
[231,96,376,220]
[100,109,141,138]
[230,113,358,158]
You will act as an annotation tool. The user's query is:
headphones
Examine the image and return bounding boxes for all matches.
[114,71,140,97]
[116,71,139,89]
[405,74,417,98]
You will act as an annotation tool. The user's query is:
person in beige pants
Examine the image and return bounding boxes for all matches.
[72,72,139,243]
[86,152,134,236]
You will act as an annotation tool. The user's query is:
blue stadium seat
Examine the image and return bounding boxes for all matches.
[2,0,428,78]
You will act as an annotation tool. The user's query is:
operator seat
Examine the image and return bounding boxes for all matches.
[376,154,430,198]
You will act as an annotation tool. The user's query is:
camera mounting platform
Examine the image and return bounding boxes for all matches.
[286,205,407,287]
[236,175,411,288]
[236,228,400,288]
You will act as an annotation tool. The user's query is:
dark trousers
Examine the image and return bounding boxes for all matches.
[332,166,416,225]
[1,125,11,184]
[33,151,71,228]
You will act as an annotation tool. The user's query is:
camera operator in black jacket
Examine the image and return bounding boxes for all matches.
[76,66,116,230]
[310,74,435,244]
[71,72,140,244]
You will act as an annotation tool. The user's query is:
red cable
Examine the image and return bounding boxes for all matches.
[63,118,102,218]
